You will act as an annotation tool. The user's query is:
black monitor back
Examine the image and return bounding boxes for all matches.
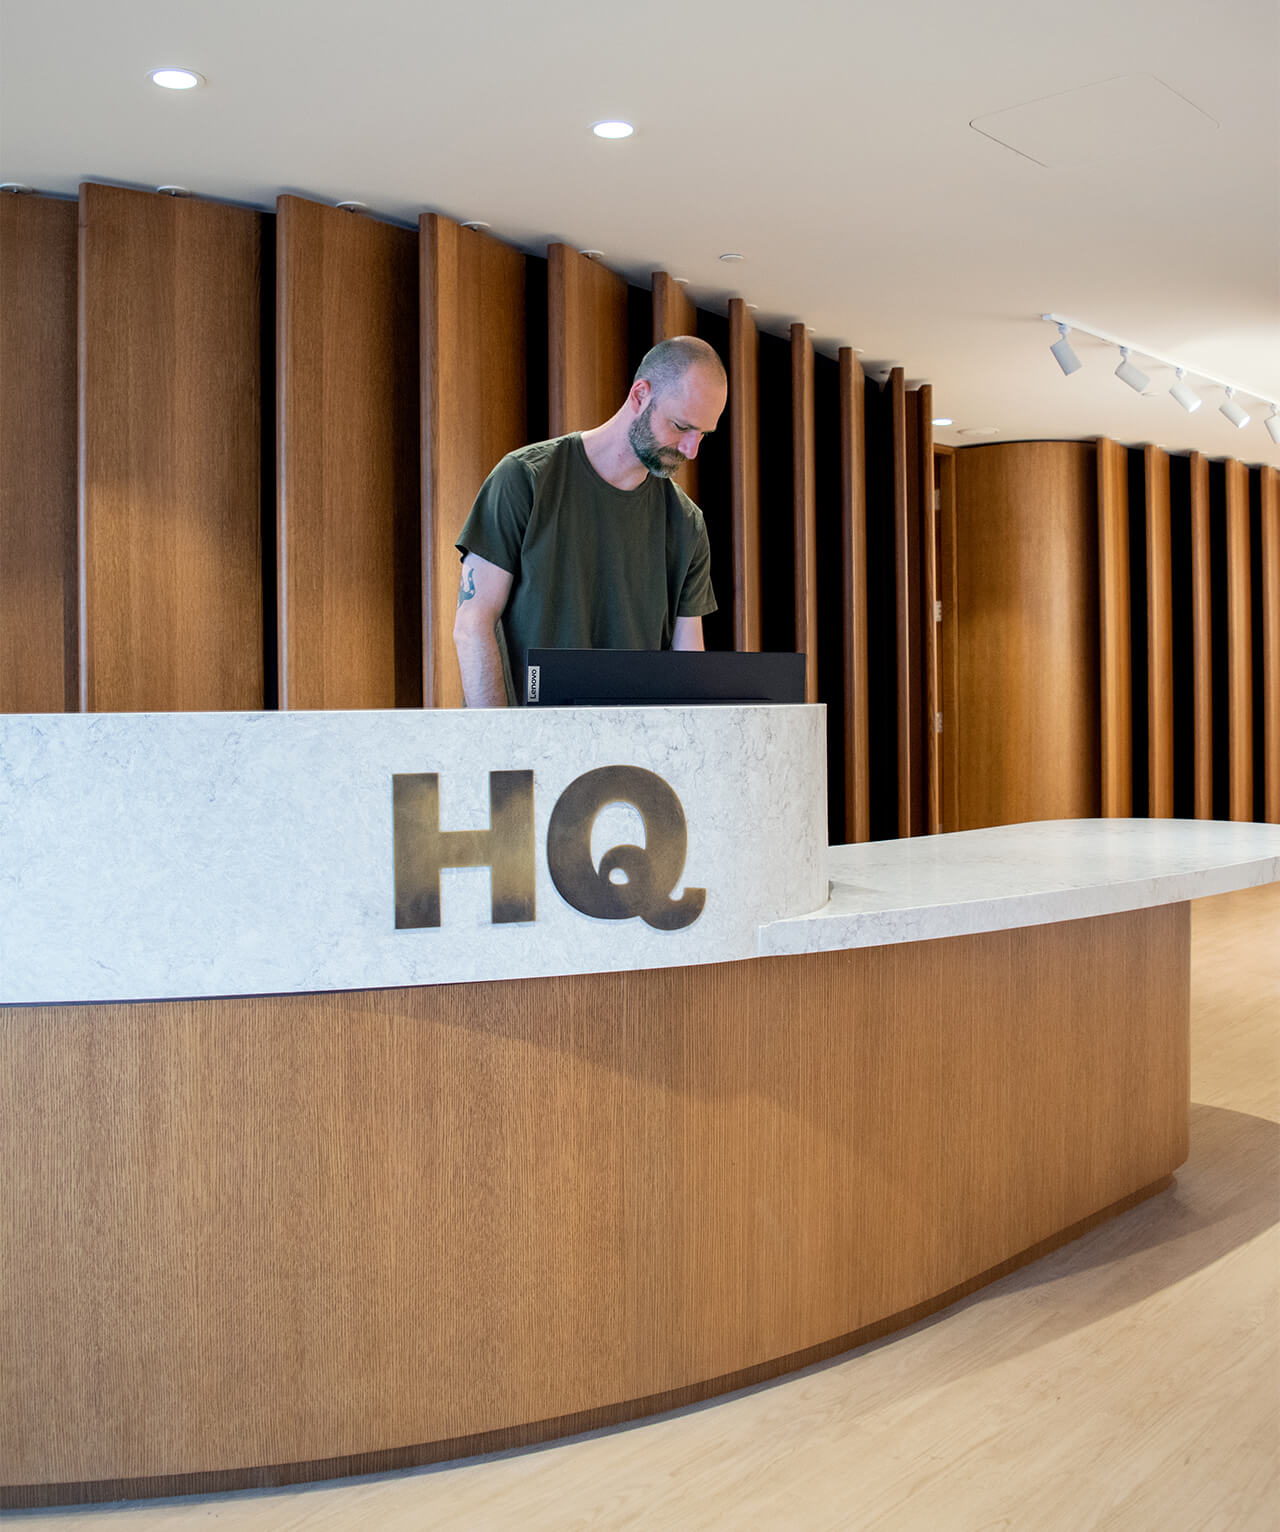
[524,649,806,706]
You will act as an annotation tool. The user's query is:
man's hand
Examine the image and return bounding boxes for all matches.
[453,553,514,706]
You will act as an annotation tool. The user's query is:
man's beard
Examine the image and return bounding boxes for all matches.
[628,401,686,478]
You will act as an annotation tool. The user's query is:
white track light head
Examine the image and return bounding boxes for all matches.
[1169,368,1202,413]
[1265,408,1280,445]
[1219,388,1250,429]
[1050,324,1081,376]
[1114,347,1149,393]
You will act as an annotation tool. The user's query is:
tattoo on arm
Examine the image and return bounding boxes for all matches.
[457,568,477,606]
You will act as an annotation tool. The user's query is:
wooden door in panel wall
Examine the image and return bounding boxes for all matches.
[277,196,420,711]
[952,442,1101,830]
[650,272,699,504]
[548,246,629,437]
[0,194,78,713]
[728,298,761,652]
[420,215,526,709]
[79,184,264,712]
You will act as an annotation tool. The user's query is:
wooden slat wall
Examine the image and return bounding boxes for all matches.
[548,245,629,436]
[952,442,1100,831]
[728,299,761,652]
[0,194,78,713]
[1145,446,1174,817]
[891,369,924,836]
[79,184,264,712]
[1189,453,1213,818]
[651,273,699,503]
[840,349,869,842]
[277,197,421,710]
[1224,459,1252,820]
[420,215,526,709]
[1097,438,1133,816]
[791,325,818,703]
[1262,467,1279,824]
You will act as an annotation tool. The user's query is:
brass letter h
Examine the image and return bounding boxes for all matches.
[393,771,536,928]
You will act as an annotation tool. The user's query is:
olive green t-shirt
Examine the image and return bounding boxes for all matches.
[456,434,717,703]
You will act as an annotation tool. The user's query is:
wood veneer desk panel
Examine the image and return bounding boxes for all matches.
[3,903,1186,1506]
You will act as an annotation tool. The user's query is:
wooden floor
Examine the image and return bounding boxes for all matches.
[11,886,1279,1532]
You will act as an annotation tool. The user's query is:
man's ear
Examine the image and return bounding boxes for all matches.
[628,379,652,415]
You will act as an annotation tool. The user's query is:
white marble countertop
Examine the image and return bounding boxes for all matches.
[757,818,1280,956]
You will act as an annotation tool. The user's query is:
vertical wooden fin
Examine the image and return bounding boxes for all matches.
[1189,453,1213,819]
[1144,445,1173,816]
[892,368,923,835]
[1224,459,1252,820]
[728,299,761,652]
[914,386,939,832]
[651,273,698,502]
[1097,437,1133,816]
[547,246,628,437]
[421,215,526,708]
[80,183,263,712]
[277,196,420,710]
[0,193,78,713]
[1261,466,1279,824]
[791,325,818,702]
[840,348,869,841]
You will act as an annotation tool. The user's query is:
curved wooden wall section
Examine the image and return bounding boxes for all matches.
[1145,445,1174,817]
[80,184,264,712]
[420,215,526,709]
[277,197,421,710]
[952,441,1101,830]
[728,298,761,652]
[0,193,78,713]
[2,904,1186,1507]
[1263,467,1279,824]
[1097,438,1134,817]
[840,348,869,842]
[548,245,629,436]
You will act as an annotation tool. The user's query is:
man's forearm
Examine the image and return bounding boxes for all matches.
[455,622,509,707]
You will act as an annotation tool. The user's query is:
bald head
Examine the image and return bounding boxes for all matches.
[633,336,727,400]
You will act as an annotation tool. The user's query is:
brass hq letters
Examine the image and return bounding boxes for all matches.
[393,766,704,932]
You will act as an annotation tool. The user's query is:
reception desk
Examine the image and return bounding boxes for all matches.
[3,707,1279,1507]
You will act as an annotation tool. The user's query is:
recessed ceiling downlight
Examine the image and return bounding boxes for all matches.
[149,68,203,90]
[592,120,634,139]
[933,417,954,427]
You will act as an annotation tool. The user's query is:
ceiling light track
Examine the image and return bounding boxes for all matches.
[1041,313,1277,445]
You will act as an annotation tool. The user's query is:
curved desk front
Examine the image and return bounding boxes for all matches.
[3,708,1278,1507]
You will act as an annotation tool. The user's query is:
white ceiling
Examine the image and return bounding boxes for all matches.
[4,0,1278,465]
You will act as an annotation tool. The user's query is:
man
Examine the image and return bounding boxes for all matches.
[453,335,728,706]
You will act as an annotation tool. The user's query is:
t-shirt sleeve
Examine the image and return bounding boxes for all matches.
[455,454,534,574]
[676,509,718,618]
